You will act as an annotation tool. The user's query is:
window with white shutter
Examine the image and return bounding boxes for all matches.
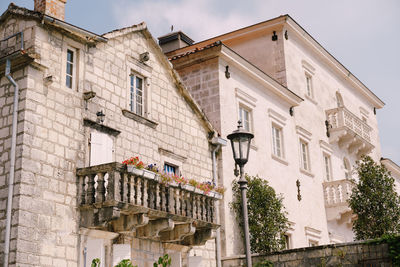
[90,131,114,166]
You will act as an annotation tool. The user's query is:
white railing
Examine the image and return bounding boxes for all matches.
[323,179,353,207]
[326,107,372,142]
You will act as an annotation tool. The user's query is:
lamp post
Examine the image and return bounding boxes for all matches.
[227,121,254,267]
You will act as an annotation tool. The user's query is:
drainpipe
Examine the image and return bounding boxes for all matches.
[3,58,19,267]
[211,136,227,267]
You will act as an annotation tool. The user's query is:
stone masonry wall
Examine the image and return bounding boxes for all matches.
[175,58,221,133]
[222,240,392,267]
[1,13,216,267]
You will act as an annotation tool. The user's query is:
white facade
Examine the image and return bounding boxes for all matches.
[166,14,387,259]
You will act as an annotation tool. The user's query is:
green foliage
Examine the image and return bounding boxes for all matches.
[369,234,400,265]
[348,156,400,240]
[254,259,273,267]
[231,175,289,253]
[115,259,137,267]
[153,254,171,267]
[91,258,100,267]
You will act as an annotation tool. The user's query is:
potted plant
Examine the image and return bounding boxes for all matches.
[123,156,145,176]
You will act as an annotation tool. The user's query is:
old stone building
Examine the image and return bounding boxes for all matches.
[161,15,397,265]
[0,1,222,266]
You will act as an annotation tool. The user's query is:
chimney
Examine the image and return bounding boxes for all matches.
[158,31,194,53]
[34,0,67,21]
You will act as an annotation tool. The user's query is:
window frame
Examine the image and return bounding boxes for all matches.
[238,104,253,132]
[164,162,178,176]
[305,74,313,98]
[272,124,284,159]
[65,46,77,90]
[343,157,351,179]
[129,73,145,117]
[300,139,310,171]
[323,153,332,181]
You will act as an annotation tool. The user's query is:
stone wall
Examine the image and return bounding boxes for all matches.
[222,240,392,267]
[0,10,216,267]
[175,58,221,133]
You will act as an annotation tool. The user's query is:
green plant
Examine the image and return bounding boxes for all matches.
[91,258,100,267]
[348,156,400,240]
[254,259,273,267]
[153,254,171,267]
[115,259,137,267]
[231,175,289,253]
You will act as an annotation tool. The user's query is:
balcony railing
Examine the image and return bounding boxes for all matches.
[326,107,374,155]
[77,163,220,245]
[323,179,353,207]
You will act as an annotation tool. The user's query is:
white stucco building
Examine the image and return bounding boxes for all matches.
[161,14,394,263]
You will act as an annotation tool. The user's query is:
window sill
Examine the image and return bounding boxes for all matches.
[300,168,315,178]
[304,94,318,105]
[271,154,288,166]
[122,109,158,129]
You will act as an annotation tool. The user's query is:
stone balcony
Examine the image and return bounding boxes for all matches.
[323,179,354,222]
[325,107,374,156]
[77,162,220,246]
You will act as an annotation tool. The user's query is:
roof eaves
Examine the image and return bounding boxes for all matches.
[102,22,147,39]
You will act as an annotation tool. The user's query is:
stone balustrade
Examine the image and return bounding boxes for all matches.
[325,107,374,155]
[76,162,220,245]
[323,179,353,207]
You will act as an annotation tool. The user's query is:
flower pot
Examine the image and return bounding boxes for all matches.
[194,188,203,194]
[169,181,179,188]
[127,165,144,176]
[143,169,156,180]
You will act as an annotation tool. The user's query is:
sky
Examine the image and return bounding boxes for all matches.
[1,0,400,164]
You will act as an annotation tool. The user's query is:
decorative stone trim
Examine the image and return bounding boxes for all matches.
[122,109,158,129]
[83,118,121,136]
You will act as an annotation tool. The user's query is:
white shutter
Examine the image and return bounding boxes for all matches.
[112,244,131,266]
[85,238,105,267]
[90,131,113,166]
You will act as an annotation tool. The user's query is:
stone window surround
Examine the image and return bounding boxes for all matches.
[268,108,288,165]
[305,226,321,247]
[61,38,84,92]
[235,88,258,150]
[302,60,317,105]
[284,221,296,249]
[320,140,333,181]
[296,126,314,177]
[158,147,187,177]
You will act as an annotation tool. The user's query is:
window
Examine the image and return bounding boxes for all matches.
[305,74,313,98]
[130,74,144,116]
[66,48,75,89]
[238,106,251,132]
[272,125,283,158]
[164,163,177,175]
[323,154,332,181]
[300,140,310,171]
[343,158,351,179]
[283,234,291,250]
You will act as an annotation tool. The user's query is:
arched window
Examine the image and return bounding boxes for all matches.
[336,92,344,107]
[343,158,351,179]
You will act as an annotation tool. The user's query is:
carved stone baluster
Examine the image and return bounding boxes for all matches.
[207,198,213,222]
[143,179,148,208]
[129,174,135,204]
[79,175,87,205]
[87,174,95,205]
[106,170,121,203]
[192,193,198,219]
[161,185,167,212]
[197,195,202,220]
[155,183,161,210]
[175,188,181,215]
[95,172,105,203]
[201,195,206,221]
[167,187,174,214]
[122,173,129,203]
[136,177,142,206]
[186,192,192,218]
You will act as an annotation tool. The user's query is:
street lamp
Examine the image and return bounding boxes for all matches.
[227,121,254,267]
